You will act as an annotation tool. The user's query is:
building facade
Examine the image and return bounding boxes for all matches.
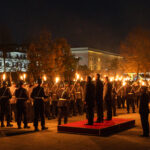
[71,47,123,72]
[0,44,29,72]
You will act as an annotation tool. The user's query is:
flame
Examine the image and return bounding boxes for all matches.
[23,73,26,80]
[55,77,60,83]
[2,74,6,81]
[43,75,47,81]
[76,73,80,80]
[20,75,23,80]
[123,81,126,86]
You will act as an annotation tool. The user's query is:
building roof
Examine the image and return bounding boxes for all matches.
[71,47,121,57]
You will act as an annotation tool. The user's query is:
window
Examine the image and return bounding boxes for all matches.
[6,63,9,67]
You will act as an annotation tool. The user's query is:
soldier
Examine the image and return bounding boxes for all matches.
[15,81,30,129]
[43,83,51,120]
[103,76,112,120]
[126,83,135,113]
[51,85,59,119]
[85,76,95,125]
[0,81,13,127]
[31,79,48,131]
[75,82,84,115]
[95,74,104,123]
[139,86,149,137]
[69,83,76,116]
[57,82,70,125]
[9,83,17,122]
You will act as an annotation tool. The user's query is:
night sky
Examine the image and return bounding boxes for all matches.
[0,0,150,52]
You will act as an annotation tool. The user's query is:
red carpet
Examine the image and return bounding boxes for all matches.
[58,118,135,136]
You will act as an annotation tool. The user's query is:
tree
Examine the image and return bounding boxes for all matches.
[120,28,150,76]
[27,30,77,81]
[27,30,55,80]
[108,58,119,75]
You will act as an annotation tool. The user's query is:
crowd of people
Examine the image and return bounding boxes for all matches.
[0,74,149,137]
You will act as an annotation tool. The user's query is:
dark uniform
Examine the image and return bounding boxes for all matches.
[69,87,76,116]
[15,85,29,128]
[103,80,112,120]
[0,83,12,127]
[57,87,70,125]
[31,83,48,131]
[75,84,84,115]
[95,78,104,122]
[126,85,135,113]
[139,87,149,137]
[85,77,95,125]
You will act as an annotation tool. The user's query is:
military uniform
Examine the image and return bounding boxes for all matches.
[112,87,117,116]
[0,85,12,127]
[69,87,76,116]
[126,85,135,113]
[31,84,48,130]
[75,85,84,115]
[57,87,69,125]
[51,87,59,119]
[15,86,29,128]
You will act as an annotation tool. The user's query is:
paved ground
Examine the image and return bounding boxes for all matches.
[0,108,150,150]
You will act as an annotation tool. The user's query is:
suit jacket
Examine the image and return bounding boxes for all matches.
[139,92,149,114]
[85,82,95,107]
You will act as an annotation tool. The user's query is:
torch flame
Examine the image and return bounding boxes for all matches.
[20,75,23,80]
[2,74,6,81]
[55,77,60,83]
[43,75,47,81]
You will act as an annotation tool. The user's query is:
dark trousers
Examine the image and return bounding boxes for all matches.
[16,101,27,127]
[112,98,116,116]
[106,101,112,120]
[96,101,103,121]
[0,100,11,125]
[58,106,68,125]
[44,101,51,119]
[76,99,83,115]
[140,113,149,136]
[34,99,45,128]
[127,97,135,113]
[52,101,58,118]
[69,100,76,116]
[117,96,122,108]
[86,106,94,124]
[121,96,125,108]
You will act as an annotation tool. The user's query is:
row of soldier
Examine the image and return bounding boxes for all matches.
[0,75,149,134]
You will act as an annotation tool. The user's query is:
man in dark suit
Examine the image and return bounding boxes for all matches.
[31,79,48,131]
[139,86,149,137]
[103,76,112,120]
[95,74,104,122]
[85,76,95,125]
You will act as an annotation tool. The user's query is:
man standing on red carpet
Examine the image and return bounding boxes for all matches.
[95,74,104,123]
[85,76,95,125]
[103,76,112,120]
